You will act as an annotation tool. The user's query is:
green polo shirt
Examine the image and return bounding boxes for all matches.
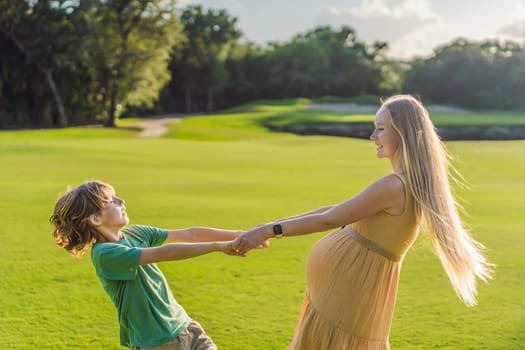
[91,225,191,348]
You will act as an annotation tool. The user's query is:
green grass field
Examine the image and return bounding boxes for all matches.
[1,100,524,349]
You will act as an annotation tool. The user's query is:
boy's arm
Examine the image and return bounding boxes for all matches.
[165,227,243,243]
[139,241,240,265]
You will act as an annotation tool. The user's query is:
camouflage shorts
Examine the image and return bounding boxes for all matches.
[131,321,217,350]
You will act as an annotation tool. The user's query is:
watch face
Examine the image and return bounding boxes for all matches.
[273,223,283,235]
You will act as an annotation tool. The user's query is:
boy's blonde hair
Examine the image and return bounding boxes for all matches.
[50,180,114,256]
[382,94,493,306]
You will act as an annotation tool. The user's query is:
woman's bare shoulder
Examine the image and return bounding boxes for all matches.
[369,173,405,192]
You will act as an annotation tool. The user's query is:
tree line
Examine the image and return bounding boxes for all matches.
[1,0,524,129]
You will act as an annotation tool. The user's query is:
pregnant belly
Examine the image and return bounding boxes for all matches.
[305,229,400,336]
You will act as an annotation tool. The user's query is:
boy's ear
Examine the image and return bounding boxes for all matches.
[88,213,102,227]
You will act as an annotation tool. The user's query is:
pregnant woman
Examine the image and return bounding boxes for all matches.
[234,94,493,349]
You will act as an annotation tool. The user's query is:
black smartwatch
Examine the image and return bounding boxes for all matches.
[272,221,283,238]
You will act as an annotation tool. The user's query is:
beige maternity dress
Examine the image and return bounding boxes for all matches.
[290,174,421,350]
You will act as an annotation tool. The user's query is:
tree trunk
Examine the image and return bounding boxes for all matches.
[184,86,191,113]
[207,87,213,113]
[43,69,68,127]
[106,87,117,127]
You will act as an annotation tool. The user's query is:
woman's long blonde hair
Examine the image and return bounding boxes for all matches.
[383,94,493,306]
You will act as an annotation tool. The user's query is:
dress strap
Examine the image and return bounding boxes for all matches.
[343,226,402,262]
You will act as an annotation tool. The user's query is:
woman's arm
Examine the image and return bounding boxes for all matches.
[276,205,335,221]
[139,240,239,265]
[234,174,405,253]
[252,206,335,229]
[165,227,243,243]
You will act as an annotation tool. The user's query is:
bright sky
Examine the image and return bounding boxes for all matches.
[178,0,525,59]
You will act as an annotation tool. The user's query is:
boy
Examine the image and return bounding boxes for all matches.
[50,180,249,350]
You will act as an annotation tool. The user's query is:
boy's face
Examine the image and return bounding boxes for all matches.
[97,194,129,233]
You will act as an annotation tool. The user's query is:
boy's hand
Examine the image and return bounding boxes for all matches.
[257,239,270,249]
[219,241,246,257]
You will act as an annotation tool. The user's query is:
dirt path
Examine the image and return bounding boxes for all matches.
[133,116,181,138]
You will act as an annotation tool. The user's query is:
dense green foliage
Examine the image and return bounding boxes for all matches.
[0,0,181,127]
[404,39,525,110]
[1,1,524,129]
[156,5,242,114]
[0,101,524,349]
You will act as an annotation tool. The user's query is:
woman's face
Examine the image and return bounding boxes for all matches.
[370,106,399,160]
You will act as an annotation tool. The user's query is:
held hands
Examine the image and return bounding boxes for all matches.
[232,225,271,255]
[218,241,246,257]
[217,228,269,257]
[218,238,269,257]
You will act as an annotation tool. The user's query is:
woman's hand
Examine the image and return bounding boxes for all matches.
[233,226,270,255]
